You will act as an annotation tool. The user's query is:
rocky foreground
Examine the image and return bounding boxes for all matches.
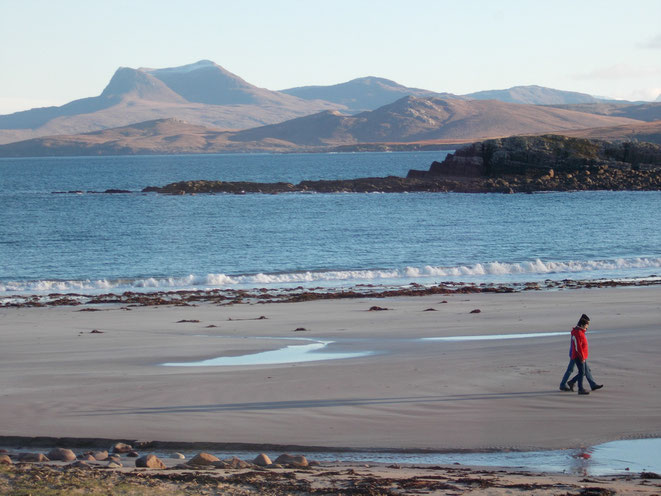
[141,135,661,194]
[1,442,660,495]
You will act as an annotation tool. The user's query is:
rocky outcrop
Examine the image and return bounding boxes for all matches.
[408,135,661,183]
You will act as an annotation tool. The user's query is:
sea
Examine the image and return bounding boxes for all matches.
[1,151,660,297]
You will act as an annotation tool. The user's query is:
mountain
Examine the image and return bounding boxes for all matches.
[0,61,342,145]
[280,76,452,112]
[228,96,642,146]
[546,102,661,122]
[1,96,648,156]
[463,85,602,105]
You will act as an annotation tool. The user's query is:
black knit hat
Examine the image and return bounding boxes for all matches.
[578,314,590,327]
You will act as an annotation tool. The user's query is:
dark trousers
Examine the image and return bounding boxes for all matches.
[561,359,597,389]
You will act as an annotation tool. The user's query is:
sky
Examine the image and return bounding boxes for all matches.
[1,0,660,114]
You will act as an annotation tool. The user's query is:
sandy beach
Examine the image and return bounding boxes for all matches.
[1,285,660,454]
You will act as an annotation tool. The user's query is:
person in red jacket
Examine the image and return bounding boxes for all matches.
[569,314,599,395]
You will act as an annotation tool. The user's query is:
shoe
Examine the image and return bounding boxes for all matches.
[559,385,571,391]
[567,382,575,392]
[591,384,603,391]
[578,390,590,395]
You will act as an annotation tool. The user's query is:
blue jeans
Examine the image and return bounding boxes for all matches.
[560,359,597,390]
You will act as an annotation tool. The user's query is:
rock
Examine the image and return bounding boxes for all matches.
[17,452,49,462]
[188,452,221,466]
[47,448,77,462]
[172,452,186,460]
[274,454,309,468]
[253,453,272,467]
[107,461,123,468]
[66,460,92,469]
[368,306,389,311]
[112,442,133,454]
[93,450,109,461]
[215,456,252,469]
[127,450,140,458]
[0,454,12,465]
[78,453,96,462]
[135,454,166,469]
[470,309,481,313]
[108,455,122,464]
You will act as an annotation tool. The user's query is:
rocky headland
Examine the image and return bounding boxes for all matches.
[142,135,661,194]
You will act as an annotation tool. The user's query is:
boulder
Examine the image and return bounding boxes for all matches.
[274,454,308,468]
[93,450,109,461]
[127,451,140,458]
[47,448,77,462]
[17,452,49,462]
[253,453,272,467]
[135,454,166,469]
[112,442,133,453]
[0,454,12,465]
[213,456,252,469]
[188,452,220,466]
[172,452,186,460]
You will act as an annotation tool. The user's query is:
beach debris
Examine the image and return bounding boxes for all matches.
[228,315,268,321]
[176,319,200,323]
[423,308,438,311]
[0,454,12,465]
[205,324,217,328]
[188,452,220,466]
[641,471,661,479]
[440,300,448,303]
[111,442,133,454]
[253,453,272,467]
[46,448,77,462]
[470,309,482,313]
[90,329,104,334]
[66,460,92,470]
[294,327,308,332]
[368,306,389,311]
[17,452,49,462]
[274,454,309,468]
[135,454,166,469]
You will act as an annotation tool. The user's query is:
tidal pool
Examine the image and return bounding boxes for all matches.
[422,331,567,342]
[162,340,373,367]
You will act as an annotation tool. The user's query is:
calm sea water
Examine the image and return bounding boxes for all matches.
[1,152,660,295]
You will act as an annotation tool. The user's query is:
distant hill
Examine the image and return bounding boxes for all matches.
[463,85,603,105]
[557,121,661,145]
[228,96,642,146]
[0,96,647,156]
[0,60,341,145]
[545,102,661,122]
[280,76,452,112]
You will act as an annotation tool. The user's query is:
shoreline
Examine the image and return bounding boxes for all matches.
[3,275,661,308]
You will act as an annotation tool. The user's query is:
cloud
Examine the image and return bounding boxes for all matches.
[574,64,661,81]
[638,33,661,49]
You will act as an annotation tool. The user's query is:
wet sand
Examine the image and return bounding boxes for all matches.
[1,286,660,452]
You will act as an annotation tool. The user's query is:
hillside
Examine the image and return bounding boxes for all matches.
[545,102,661,122]
[228,96,642,146]
[462,85,602,105]
[281,76,451,112]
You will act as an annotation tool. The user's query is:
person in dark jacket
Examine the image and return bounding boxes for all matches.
[559,314,603,395]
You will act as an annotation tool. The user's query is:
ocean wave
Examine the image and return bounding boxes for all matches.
[1,257,660,294]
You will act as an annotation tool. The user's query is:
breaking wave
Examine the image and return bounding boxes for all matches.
[1,257,660,295]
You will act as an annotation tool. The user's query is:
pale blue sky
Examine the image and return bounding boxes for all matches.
[1,0,660,114]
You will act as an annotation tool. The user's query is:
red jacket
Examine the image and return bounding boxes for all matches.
[571,327,589,361]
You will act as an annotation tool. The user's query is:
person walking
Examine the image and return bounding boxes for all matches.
[559,314,603,394]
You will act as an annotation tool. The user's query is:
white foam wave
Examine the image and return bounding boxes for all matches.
[1,257,660,295]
